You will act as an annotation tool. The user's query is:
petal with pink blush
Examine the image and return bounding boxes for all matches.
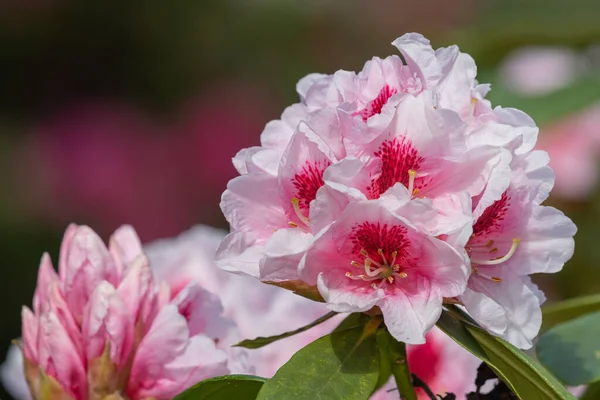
[109,224,143,273]
[37,312,87,399]
[82,281,134,367]
[134,335,229,400]
[260,103,309,150]
[58,224,78,281]
[297,73,327,101]
[33,253,59,314]
[116,255,153,323]
[232,147,281,176]
[379,283,443,344]
[21,307,38,363]
[465,275,542,349]
[435,46,478,117]
[391,33,442,89]
[170,282,230,339]
[316,270,385,313]
[260,228,313,281]
[505,205,576,276]
[278,122,337,226]
[44,283,83,359]
[220,174,289,236]
[128,305,189,395]
[63,226,119,322]
[215,231,265,278]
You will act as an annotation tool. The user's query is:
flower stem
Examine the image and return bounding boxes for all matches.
[390,341,418,400]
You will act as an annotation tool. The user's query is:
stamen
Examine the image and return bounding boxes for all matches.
[371,283,378,290]
[290,197,310,227]
[387,276,394,284]
[390,251,398,266]
[360,249,368,257]
[491,277,502,283]
[392,264,400,271]
[350,260,360,267]
[345,272,367,281]
[485,240,494,247]
[407,169,417,197]
[398,272,408,278]
[288,221,298,228]
[377,248,388,265]
[489,247,498,254]
[473,238,520,265]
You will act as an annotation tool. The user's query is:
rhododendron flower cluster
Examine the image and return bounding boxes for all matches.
[217,33,577,348]
[17,224,230,400]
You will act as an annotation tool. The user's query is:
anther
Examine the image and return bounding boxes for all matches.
[485,240,494,247]
[350,260,360,267]
[360,249,369,257]
[398,272,408,278]
[407,169,417,197]
[387,276,394,284]
[392,265,400,271]
[491,277,502,283]
[288,221,298,228]
[489,247,498,254]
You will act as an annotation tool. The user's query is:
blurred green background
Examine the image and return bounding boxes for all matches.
[2,1,600,398]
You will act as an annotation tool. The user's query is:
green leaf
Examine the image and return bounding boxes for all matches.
[467,325,575,400]
[235,311,338,349]
[542,293,600,330]
[334,312,371,332]
[264,280,324,302]
[174,375,266,400]
[537,311,600,386]
[438,308,575,400]
[256,318,380,400]
[374,328,393,393]
[435,308,487,360]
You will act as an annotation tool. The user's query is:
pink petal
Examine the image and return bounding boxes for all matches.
[37,312,87,399]
[33,253,59,315]
[82,281,134,367]
[63,225,119,323]
[109,224,144,274]
[21,307,38,362]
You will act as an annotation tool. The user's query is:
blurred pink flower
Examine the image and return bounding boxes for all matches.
[19,84,269,240]
[372,327,481,399]
[499,47,584,96]
[536,104,600,200]
[18,224,229,400]
[144,225,345,378]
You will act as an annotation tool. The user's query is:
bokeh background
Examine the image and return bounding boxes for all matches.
[2,1,600,397]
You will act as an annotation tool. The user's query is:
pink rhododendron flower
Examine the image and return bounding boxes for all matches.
[15,224,229,400]
[145,225,345,378]
[300,196,469,344]
[372,327,481,399]
[217,31,577,349]
[536,103,600,200]
[499,47,584,96]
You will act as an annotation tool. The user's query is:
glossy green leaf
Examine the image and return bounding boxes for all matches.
[537,311,600,386]
[256,319,380,400]
[542,293,600,330]
[334,312,371,332]
[438,308,575,400]
[435,308,487,360]
[374,328,393,393]
[467,325,575,400]
[174,375,266,400]
[235,311,338,349]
